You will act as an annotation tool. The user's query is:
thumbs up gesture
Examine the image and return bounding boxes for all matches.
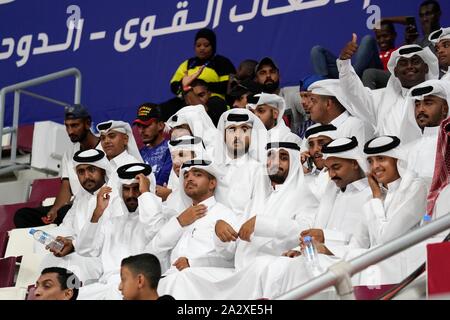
[339,33,359,60]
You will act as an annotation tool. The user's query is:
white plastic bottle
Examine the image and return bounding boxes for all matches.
[302,235,323,277]
[29,228,64,251]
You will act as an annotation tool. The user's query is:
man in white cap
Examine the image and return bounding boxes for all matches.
[401,80,449,180]
[298,136,373,254]
[162,135,208,212]
[76,163,165,299]
[307,79,375,145]
[38,149,121,284]
[96,120,143,170]
[246,93,302,145]
[429,27,450,82]
[215,108,267,219]
[300,124,337,200]
[362,136,428,247]
[339,38,440,136]
[149,158,236,279]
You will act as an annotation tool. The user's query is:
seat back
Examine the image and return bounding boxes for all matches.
[0,201,41,236]
[353,284,397,300]
[28,178,62,203]
[0,256,18,288]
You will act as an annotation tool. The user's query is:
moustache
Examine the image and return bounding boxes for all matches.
[84,179,96,185]
[186,182,197,188]
[416,113,429,120]
[125,197,138,203]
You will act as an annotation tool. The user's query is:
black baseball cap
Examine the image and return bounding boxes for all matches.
[64,104,90,120]
[133,103,161,126]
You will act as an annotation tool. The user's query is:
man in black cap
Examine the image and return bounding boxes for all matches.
[133,103,172,186]
[14,104,100,228]
[254,57,306,135]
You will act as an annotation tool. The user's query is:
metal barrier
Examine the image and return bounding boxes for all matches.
[0,68,81,174]
[275,213,450,300]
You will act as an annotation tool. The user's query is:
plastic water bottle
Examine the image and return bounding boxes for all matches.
[422,214,432,226]
[302,236,323,277]
[29,228,64,252]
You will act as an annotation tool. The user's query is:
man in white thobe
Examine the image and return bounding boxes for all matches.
[166,105,219,158]
[246,93,302,145]
[429,27,450,82]
[151,159,237,294]
[215,108,267,219]
[96,120,143,172]
[38,149,122,283]
[76,163,164,299]
[307,79,374,145]
[300,124,336,200]
[338,42,439,136]
[401,80,449,182]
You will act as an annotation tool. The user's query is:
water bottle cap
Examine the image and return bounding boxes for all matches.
[29,228,36,235]
[304,236,312,242]
[423,215,432,222]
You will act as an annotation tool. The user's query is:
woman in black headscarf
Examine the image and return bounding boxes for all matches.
[170,28,236,100]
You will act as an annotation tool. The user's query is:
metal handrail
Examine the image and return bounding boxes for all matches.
[275,213,450,300]
[0,68,81,170]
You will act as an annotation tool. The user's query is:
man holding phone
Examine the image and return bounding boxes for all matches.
[383,1,442,51]
[301,124,337,201]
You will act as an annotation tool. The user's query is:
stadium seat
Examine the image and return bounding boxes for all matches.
[0,231,8,259]
[0,201,41,237]
[0,256,18,288]
[28,178,61,203]
[17,124,34,153]
[353,284,397,300]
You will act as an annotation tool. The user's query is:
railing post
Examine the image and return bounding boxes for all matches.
[74,69,82,104]
[11,90,20,162]
[0,90,5,164]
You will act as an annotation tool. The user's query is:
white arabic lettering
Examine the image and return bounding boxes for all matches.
[0,38,15,60]
[114,17,140,52]
[16,35,32,67]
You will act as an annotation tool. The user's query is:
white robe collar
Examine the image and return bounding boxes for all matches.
[344,177,369,193]
[330,111,350,128]
[422,126,440,137]
[195,195,217,208]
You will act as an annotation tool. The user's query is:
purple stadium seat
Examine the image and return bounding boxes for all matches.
[0,256,18,288]
[28,178,61,203]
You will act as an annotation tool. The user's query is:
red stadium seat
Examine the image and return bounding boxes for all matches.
[28,178,61,203]
[17,124,34,153]
[0,256,18,288]
[353,284,397,300]
[0,231,8,259]
[0,201,41,235]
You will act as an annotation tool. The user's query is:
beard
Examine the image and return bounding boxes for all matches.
[69,130,88,143]
[262,80,280,94]
[268,173,286,184]
[125,197,138,212]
